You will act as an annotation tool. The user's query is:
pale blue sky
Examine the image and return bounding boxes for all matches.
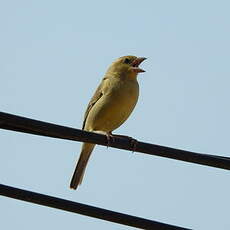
[1,1,230,229]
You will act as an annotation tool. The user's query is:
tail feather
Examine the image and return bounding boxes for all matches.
[70,143,95,190]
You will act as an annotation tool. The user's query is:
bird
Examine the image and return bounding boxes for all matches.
[70,55,146,189]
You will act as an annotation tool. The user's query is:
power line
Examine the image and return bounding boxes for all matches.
[0,184,190,230]
[1,111,230,170]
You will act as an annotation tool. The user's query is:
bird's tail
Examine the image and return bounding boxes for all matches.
[70,143,95,190]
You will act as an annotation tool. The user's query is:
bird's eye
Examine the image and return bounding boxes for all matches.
[124,58,131,64]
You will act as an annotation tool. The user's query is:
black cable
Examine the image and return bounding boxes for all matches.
[0,184,191,230]
[1,111,230,170]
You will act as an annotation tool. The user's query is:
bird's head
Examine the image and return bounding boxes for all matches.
[106,55,146,79]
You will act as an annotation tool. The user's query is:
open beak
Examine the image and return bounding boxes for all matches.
[131,57,147,73]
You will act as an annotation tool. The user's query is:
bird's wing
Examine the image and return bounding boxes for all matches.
[82,77,107,130]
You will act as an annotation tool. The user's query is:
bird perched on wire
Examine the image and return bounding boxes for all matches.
[70,55,146,189]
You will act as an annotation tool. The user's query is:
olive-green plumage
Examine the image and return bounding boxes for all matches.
[70,55,146,189]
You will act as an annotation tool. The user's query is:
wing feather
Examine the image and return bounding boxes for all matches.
[82,78,107,130]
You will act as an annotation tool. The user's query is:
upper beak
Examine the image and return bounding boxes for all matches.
[131,57,147,73]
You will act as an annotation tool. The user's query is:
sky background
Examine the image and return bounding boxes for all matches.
[1,1,230,229]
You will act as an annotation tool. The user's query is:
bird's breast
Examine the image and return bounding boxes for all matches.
[85,79,139,132]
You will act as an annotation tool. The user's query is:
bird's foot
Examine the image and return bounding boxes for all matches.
[106,132,116,148]
[93,131,138,151]
[111,134,138,152]
[92,130,115,147]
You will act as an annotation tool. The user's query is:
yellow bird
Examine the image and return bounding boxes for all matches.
[70,55,146,189]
